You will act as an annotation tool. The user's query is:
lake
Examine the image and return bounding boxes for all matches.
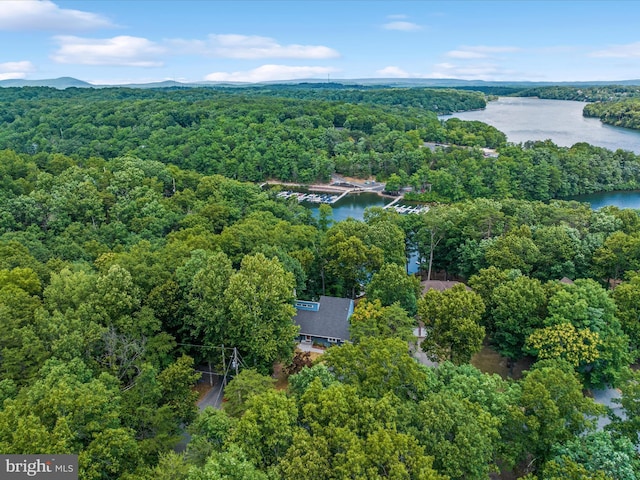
[440,96,640,154]
[567,190,640,210]
[304,192,392,223]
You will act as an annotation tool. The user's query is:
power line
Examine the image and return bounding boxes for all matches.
[176,342,237,351]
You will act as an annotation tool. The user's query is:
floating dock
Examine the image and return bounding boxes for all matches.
[277,191,342,204]
[383,199,429,214]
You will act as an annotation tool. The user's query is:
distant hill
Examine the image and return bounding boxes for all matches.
[2,76,640,90]
[283,78,640,88]
[0,77,95,89]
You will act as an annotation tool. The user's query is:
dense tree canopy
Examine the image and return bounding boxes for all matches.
[0,83,639,479]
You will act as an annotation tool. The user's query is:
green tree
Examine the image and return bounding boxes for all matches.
[187,250,234,348]
[384,173,403,194]
[0,282,48,383]
[491,275,547,360]
[547,431,639,480]
[323,228,383,298]
[612,272,640,351]
[224,253,298,372]
[349,299,416,344]
[592,231,640,282]
[139,451,190,480]
[608,367,640,446]
[187,444,267,480]
[544,279,631,388]
[531,225,581,280]
[485,225,540,274]
[288,363,336,397]
[416,205,459,281]
[365,262,421,315]
[322,337,431,401]
[317,203,333,232]
[518,360,603,465]
[415,391,501,480]
[157,354,201,425]
[79,427,141,480]
[433,362,524,469]
[230,390,298,469]
[186,407,237,466]
[222,368,276,418]
[525,323,601,367]
[365,220,407,267]
[287,380,446,480]
[418,283,485,364]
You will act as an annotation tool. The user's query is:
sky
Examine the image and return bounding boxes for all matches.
[1,0,640,85]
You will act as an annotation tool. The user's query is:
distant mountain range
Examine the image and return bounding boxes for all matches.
[2,76,640,90]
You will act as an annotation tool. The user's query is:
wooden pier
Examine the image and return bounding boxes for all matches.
[384,196,429,214]
[276,190,347,204]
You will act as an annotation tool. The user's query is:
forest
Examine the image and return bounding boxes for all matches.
[1,84,640,479]
[583,99,640,130]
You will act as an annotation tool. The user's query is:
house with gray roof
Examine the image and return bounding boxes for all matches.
[294,296,354,347]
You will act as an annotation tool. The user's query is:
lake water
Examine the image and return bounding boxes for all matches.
[567,190,640,210]
[304,192,392,222]
[440,97,640,154]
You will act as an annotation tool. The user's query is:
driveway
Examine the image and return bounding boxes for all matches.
[196,374,226,410]
[592,387,624,430]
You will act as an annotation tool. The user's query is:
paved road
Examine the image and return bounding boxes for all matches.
[197,374,226,410]
[592,387,624,430]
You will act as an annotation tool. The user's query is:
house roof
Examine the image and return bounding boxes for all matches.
[294,295,353,341]
[421,280,471,294]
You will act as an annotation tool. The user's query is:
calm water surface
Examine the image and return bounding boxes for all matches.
[568,190,640,210]
[440,97,640,154]
[304,192,392,222]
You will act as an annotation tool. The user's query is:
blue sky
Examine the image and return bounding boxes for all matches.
[1,0,640,84]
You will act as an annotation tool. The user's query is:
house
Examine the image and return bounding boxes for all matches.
[417,280,472,338]
[421,280,472,294]
[293,296,354,347]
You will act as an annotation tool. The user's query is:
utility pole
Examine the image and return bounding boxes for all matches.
[221,344,227,387]
[231,347,239,376]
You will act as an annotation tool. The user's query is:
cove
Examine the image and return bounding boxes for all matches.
[304,192,393,222]
[566,190,640,210]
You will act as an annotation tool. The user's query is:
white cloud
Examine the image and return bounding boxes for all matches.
[0,60,35,80]
[376,66,410,77]
[205,64,337,83]
[52,36,165,67]
[429,62,517,80]
[446,45,520,59]
[0,0,113,31]
[374,61,519,81]
[447,50,487,59]
[591,42,640,58]
[382,21,422,31]
[169,34,339,59]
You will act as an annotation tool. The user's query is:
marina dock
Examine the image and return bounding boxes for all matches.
[383,197,429,214]
[277,190,343,204]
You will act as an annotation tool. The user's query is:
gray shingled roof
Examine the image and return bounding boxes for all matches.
[294,295,352,341]
[421,280,471,294]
